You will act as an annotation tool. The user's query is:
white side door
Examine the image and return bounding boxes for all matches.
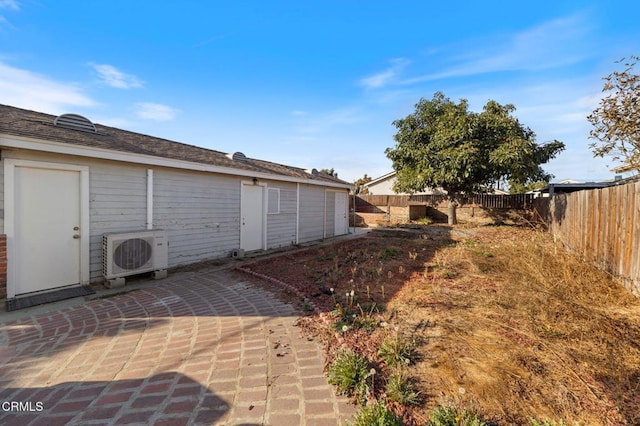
[8,162,88,296]
[334,192,348,236]
[240,184,265,251]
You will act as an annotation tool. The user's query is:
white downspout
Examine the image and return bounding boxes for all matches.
[146,169,153,230]
[323,189,327,239]
[295,183,300,244]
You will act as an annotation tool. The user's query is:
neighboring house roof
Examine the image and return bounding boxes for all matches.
[363,171,507,195]
[539,175,639,195]
[365,171,396,187]
[556,179,583,184]
[0,104,350,188]
[363,171,445,195]
[539,182,609,195]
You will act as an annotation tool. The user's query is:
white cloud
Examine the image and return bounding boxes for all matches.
[293,106,364,137]
[323,107,363,125]
[461,77,598,137]
[0,0,19,10]
[0,0,19,28]
[0,15,12,28]
[291,110,307,116]
[465,15,589,70]
[193,34,226,48]
[91,63,143,89]
[134,102,178,121]
[359,58,411,89]
[0,62,96,113]
[402,13,592,84]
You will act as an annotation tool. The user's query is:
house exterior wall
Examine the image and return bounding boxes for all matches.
[88,163,148,279]
[324,191,336,238]
[265,181,297,248]
[0,156,4,232]
[1,149,346,288]
[366,177,397,195]
[0,235,6,298]
[0,157,6,297]
[298,184,326,243]
[3,150,149,281]
[154,168,241,266]
[366,175,444,196]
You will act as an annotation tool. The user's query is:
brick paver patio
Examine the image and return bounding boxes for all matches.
[0,270,356,425]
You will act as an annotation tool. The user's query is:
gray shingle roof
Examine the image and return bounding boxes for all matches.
[0,104,349,186]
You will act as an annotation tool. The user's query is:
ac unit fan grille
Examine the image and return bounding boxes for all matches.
[103,230,168,280]
[113,238,153,270]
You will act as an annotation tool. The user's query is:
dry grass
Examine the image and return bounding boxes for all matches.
[245,225,640,425]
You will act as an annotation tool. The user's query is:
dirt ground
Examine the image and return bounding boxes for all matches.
[241,225,640,425]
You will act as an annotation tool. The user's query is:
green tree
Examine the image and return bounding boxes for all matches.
[353,173,372,194]
[508,180,547,194]
[588,56,640,173]
[385,92,564,224]
[319,168,338,178]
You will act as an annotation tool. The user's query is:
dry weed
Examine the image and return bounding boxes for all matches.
[247,225,640,425]
[394,227,640,425]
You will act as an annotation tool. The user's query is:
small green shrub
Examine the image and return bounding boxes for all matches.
[331,289,359,333]
[378,333,417,367]
[379,247,400,260]
[301,301,313,312]
[473,249,494,258]
[436,267,459,279]
[354,302,382,333]
[331,303,357,334]
[349,401,403,426]
[354,315,378,333]
[327,349,372,403]
[315,253,335,262]
[427,406,488,426]
[385,370,420,406]
[332,298,382,334]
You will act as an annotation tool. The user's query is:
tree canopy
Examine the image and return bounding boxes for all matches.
[319,168,338,178]
[508,180,547,194]
[353,174,372,194]
[385,92,565,222]
[588,56,640,173]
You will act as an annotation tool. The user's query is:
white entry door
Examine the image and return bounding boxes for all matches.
[11,164,85,296]
[240,184,265,251]
[334,192,348,236]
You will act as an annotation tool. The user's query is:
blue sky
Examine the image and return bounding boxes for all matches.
[1,1,638,184]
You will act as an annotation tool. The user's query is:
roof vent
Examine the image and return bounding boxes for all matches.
[54,113,97,133]
[305,168,319,176]
[226,151,247,162]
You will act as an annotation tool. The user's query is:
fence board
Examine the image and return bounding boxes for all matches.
[356,193,535,210]
[546,181,640,296]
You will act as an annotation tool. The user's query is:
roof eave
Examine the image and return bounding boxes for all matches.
[0,134,352,190]
[364,171,396,187]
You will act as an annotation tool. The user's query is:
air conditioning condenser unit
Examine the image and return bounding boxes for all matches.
[103,230,169,287]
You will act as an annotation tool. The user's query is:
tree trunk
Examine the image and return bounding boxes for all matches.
[447,199,458,225]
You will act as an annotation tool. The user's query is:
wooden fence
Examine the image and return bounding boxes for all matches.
[354,193,535,210]
[542,181,640,296]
